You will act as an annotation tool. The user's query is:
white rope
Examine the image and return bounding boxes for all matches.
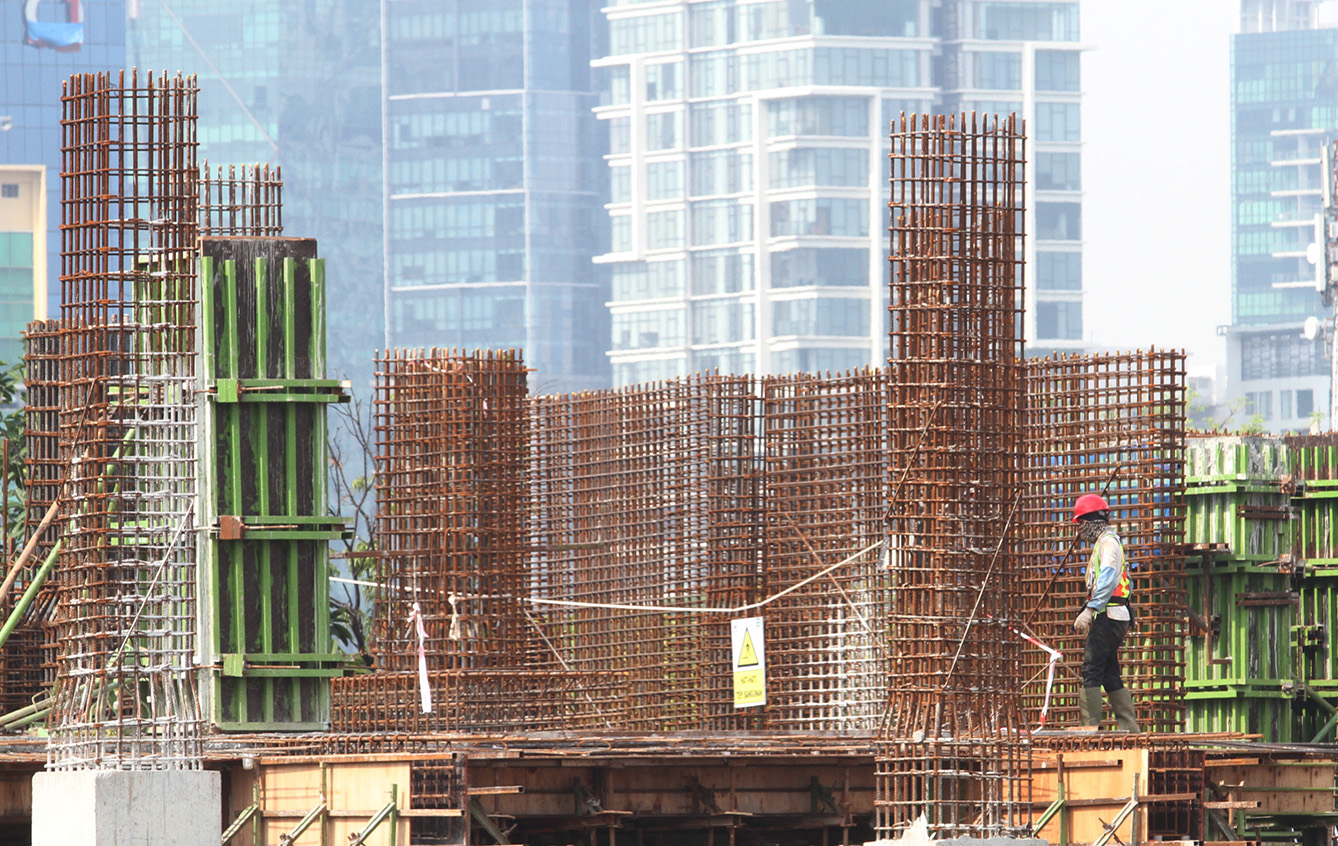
[517,539,883,615]
[330,538,885,616]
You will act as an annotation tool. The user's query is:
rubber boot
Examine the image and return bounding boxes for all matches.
[1110,687,1140,732]
[1079,687,1103,728]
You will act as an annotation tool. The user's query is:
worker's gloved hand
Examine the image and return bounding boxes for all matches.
[1074,607,1095,634]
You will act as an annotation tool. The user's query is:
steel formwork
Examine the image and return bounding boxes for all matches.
[1021,351,1187,734]
[50,70,203,769]
[879,112,1028,838]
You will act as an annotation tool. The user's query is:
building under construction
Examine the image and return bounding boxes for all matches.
[0,71,1332,845]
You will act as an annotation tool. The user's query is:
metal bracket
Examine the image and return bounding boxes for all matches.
[220,803,258,844]
[276,799,326,845]
[347,785,398,846]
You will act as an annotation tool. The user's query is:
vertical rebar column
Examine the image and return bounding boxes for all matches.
[52,70,201,770]
[199,162,283,236]
[880,112,1028,837]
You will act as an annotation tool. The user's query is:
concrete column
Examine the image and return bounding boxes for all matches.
[32,769,221,846]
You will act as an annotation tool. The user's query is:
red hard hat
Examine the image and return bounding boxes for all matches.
[1072,494,1109,522]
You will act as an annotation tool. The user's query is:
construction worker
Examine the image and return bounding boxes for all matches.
[1072,494,1140,731]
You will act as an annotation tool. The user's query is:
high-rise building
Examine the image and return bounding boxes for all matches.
[596,0,1083,386]
[0,0,126,319]
[1225,0,1338,431]
[383,0,610,394]
[0,166,48,366]
[128,1,383,394]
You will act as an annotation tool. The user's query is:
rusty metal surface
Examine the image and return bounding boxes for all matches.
[199,162,282,236]
[878,111,1029,838]
[49,70,204,769]
[762,369,888,732]
[1021,351,1188,734]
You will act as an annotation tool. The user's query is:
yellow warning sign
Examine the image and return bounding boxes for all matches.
[737,629,759,667]
[731,617,765,708]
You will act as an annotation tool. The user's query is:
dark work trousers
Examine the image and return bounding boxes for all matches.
[1081,612,1131,692]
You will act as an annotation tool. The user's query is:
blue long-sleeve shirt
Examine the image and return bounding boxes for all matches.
[1086,530,1124,611]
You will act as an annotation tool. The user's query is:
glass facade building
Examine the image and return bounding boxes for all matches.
[597,0,1084,385]
[0,167,47,367]
[1226,1,1337,431]
[0,0,126,319]
[384,0,610,393]
[130,1,384,394]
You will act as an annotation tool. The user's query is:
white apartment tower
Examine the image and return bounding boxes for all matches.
[596,0,1084,385]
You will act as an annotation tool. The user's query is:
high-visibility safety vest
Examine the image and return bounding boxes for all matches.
[1086,529,1131,608]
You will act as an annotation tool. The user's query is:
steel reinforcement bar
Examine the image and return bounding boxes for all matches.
[50,70,203,770]
[1021,350,1187,734]
[879,111,1029,838]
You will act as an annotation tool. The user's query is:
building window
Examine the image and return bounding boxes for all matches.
[975,3,1080,41]
[0,184,17,199]
[974,52,1021,90]
[646,111,682,151]
[1245,391,1273,422]
[610,166,631,203]
[1298,389,1315,419]
[1036,102,1080,142]
[1037,202,1081,240]
[646,209,686,250]
[645,60,682,101]
[1281,389,1294,420]
[690,150,752,196]
[769,148,868,189]
[771,297,869,336]
[1035,50,1080,91]
[647,160,685,200]
[771,248,869,288]
[1240,333,1327,380]
[1035,301,1081,340]
[770,198,869,238]
[609,117,631,155]
[1036,251,1081,290]
[1036,152,1080,190]
[691,250,754,295]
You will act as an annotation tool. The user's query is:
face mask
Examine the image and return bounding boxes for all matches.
[1077,520,1105,544]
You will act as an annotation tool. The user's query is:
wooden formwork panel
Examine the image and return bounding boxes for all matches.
[1031,748,1150,845]
[471,759,875,820]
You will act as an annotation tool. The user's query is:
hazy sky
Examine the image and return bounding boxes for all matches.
[1081,1,1237,378]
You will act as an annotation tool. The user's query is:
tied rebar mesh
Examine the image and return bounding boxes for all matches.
[762,369,888,732]
[879,112,1029,838]
[199,162,282,236]
[1021,351,1188,734]
[50,70,202,770]
[22,321,63,703]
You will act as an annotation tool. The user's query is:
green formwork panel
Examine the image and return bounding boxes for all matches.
[1186,435,1291,483]
[1295,574,1338,684]
[1182,487,1292,560]
[1185,686,1298,742]
[1183,560,1295,684]
[198,237,348,731]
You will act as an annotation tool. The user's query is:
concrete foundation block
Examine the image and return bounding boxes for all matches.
[33,769,221,846]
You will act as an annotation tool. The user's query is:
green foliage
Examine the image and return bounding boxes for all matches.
[0,359,25,550]
[327,395,376,665]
